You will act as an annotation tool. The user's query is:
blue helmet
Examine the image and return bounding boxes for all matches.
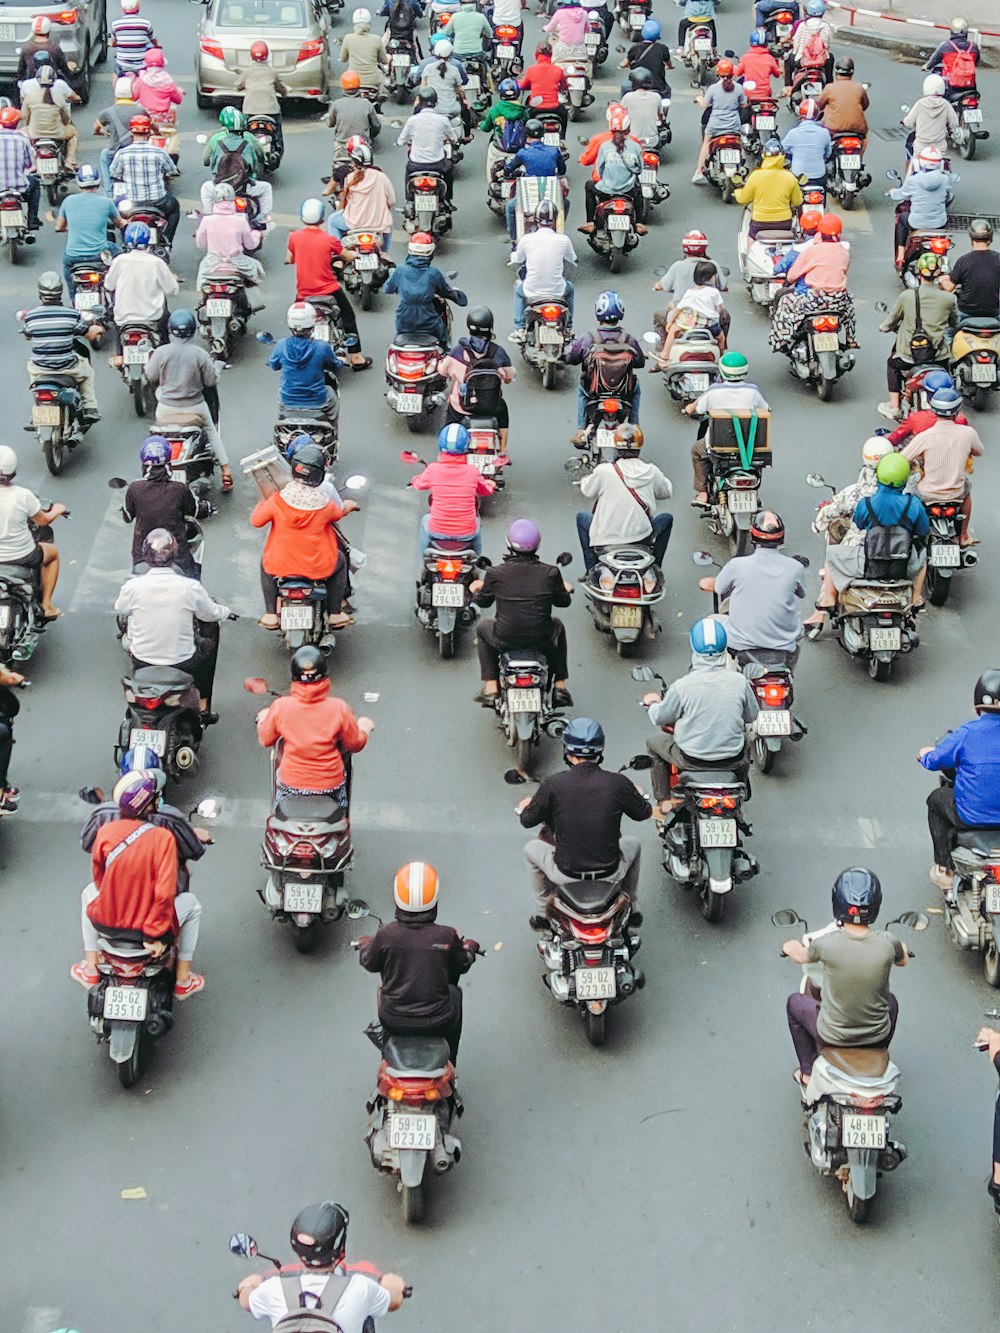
[805,0,825,14]
[76,163,101,188]
[641,17,660,39]
[284,430,314,461]
[922,369,954,394]
[690,616,728,657]
[595,290,624,324]
[563,716,605,761]
[124,220,152,249]
[764,136,784,156]
[930,387,962,416]
[749,27,766,46]
[140,434,171,468]
[832,866,882,925]
[438,423,469,454]
[32,49,51,66]
[119,745,166,790]
[498,77,519,99]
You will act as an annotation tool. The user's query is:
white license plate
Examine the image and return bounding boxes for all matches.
[122,345,149,365]
[543,131,560,146]
[74,289,100,309]
[686,373,710,392]
[313,320,331,341]
[538,323,563,344]
[694,37,712,50]
[575,966,616,1000]
[0,210,23,230]
[130,727,167,755]
[585,34,599,48]
[813,332,839,352]
[507,686,541,712]
[841,1113,886,1150]
[727,488,757,513]
[0,23,14,39]
[641,168,657,184]
[32,403,61,425]
[37,160,58,179]
[0,606,11,627]
[719,149,741,164]
[930,543,961,568]
[415,195,437,211]
[280,605,314,629]
[395,392,422,413]
[466,77,481,95]
[756,709,791,736]
[970,361,996,383]
[610,604,643,629]
[283,882,323,912]
[467,452,494,471]
[768,281,784,299]
[756,115,776,130]
[839,154,861,168]
[964,109,983,124]
[388,1112,436,1151]
[986,882,1000,915]
[432,581,465,607]
[103,986,148,1021]
[869,627,901,651]
[497,42,515,57]
[699,817,737,848]
[776,22,791,34]
[255,134,272,148]
[569,77,586,90]
[205,298,231,317]
[355,253,378,271]
[595,427,616,450]
[607,213,630,231]
[392,55,411,67]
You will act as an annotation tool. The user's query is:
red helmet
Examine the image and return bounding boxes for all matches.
[250,39,269,61]
[682,228,708,255]
[607,104,630,133]
[129,113,153,135]
[818,212,842,238]
[800,210,822,234]
[716,58,734,77]
[0,107,22,129]
[798,96,819,119]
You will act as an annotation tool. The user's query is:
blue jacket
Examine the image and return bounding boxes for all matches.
[755,0,798,19]
[267,335,343,409]
[774,239,811,292]
[890,167,952,232]
[781,121,832,182]
[851,483,929,537]
[504,142,565,178]
[921,714,1000,827]
[384,254,467,338]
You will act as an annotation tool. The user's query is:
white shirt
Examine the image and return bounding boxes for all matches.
[579,457,672,545]
[490,0,523,23]
[676,284,725,321]
[693,383,769,415]
[114,567,229,663]
[512,228,577,301]
[248,1270,391,1332]
[104,250,179,324]
[20,77,75,109]
[0,485,41,563]
[396,109,457,162]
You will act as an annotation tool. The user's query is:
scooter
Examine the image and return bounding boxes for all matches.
[827,132,871,210]
[782,304,856,401]
[679,21,716,88]
[385,337,448,433]
[951,317,1000,407]
[615,0,649,39]
[638,147,670,209]
[921,496,977,606]
[402,168,452,236]
[33,136,71,206]
[0,526,59,666]
[340,229,392,312]
[522,296,571,389]
[491,23,523,79]
[462,53,493,115]
[584,12,608,68]
[68,256,109,327]
[586,192,641,273]
[228,1230,414,1299]
[579,544,663,656]
[932,774,1000,986]
[886,171,954,287]
[386,37,416,102]
[246,112,283,171]
[951,88,989,161]
[117,199,173,260]
[643,327,719,407]
[197,268,249,361]
[561,57,594,121]
[705,132,749,203]
[117,319,161,418]
[27,364,89,477]
[0,186,32,260]
[737,207,797,307]
[567,387,635,471]
[693,415,770,556]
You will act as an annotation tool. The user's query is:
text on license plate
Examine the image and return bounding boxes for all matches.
[355,253,378,270]
[965,109,983,123]
[756,115,776,130]
[0,23,14,40]
[839,154,861,168]
[415,195,437,211]
[123,346,149,365]
[467,451,494,471]
[610,604,643,629]
[283,882,322,913]
[32,404,61,425]
[497,43,515,57]
[841,1113,886,1149]
[205,299,231,317]
[641,168,657,184]
[1,210,23,228]
[281,605,315,629]
[813,332,839,352]
[394,392,422,413]
[686,373,710,392]
[392,55,411,67]
[727,488,758,513]
[930,543,960,568]
[544,132,560,146]
[103,985,148,1021]
[719,149,741,164]
[569,78,586,89]
[595,428,616,450]
[432,581,465,607]
[507,686,541,712]
[38,160,58,177]
[575,966,616,1000]
[985,882,1000,915]
[538,323,562,344]
[694,38,712,50]
[130,728,166,755]
[969,361,996,383]
[699,817,737,848]
[607,214,630,231]
[75,289,100,309]
[388,1113,436,1151]
[585,33,598,47]
[313,321,331,341]
[756,710,791,736]
[869,627,900,651]
[466,76,480,93]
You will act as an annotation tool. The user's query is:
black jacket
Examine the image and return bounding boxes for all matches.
[474,552,571,641]
[360,915,474,1026]
[520,762,651,876]
[124,477,196,565]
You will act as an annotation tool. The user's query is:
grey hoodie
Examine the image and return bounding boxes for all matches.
[648,654,758,759]
[902,95,959,154]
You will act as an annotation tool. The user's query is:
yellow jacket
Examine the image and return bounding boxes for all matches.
[733,154,803,222]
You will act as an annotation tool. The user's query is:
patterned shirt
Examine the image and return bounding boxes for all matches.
[0,129,35,191]
[110,142,178,202]
[111,16,155,71]
[20,303,88,370]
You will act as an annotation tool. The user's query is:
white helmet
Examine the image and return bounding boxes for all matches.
[299,197,325,226]
[435,38,453,56]
[120,0,140,12]
[861,435,892,468]
[287,301,318,332]
[114,76,135,99]
[917,144,944,170]
[0,446,16,479]
[352,6,371,21]
[923,73,946,97]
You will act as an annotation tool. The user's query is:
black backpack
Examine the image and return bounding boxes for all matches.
[862,495,918,580]
[213,136,253,192]
[388,0,415,37]
[459,340,504,415]
[582,332,637,399]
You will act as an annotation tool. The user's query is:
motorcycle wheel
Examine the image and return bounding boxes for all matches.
[514,735,532,774]
[753,736,776,774]
[117,1029,148,1088]
[816,374,833,402]
[845,1185,875,1224]
[721,179,734,205]
[958,132,976,161]
[842,190,856,211]
[360,282,374,313]
[401,1182,425,1224]
[926,565,952,607]
[585,1008,606,1046]
[293,919,321,954]
[984,940,1000,988]
[131,375,146,418]
[608,249,622,275]
[438,626,455,659]
[406,411,428,434]
[615,637,633,658]
[868,655,893,682]
[732,526,752,557]
[43,428,65,477]
[541,359,557,390]
[701,887,726,923]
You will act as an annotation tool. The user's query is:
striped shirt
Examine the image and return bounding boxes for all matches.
[20,303,88,370]
[110,141,178,202]
[901,419,984,500]
[0,129,35,191]
[112,16,155,71]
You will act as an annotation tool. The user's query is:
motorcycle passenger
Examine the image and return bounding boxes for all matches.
[502,118,566,243]
[889,145,953,268]
[288,197,370,369]
[652,228,729,335]
[517,45,570,137]
[396,87,459,202]
[683,350,769,505]
[623,19,673,97]
[384,232,467,345]
[409,423,494,555]
[327,141,395,252]
[809,434,892,547]
[104,220,179,350]
[22,64,79,170]
[691,60,747,186]
[145,308,232,491]
[877,251,957,420]
[134,47,183,130]
[200,107,271,225]
[444,0,493,59]
[257,645,372,809]
[887,369,967,445]
[381,0,424,51]
[733,138,803,237]
[18,51,79,112]
[234,41,287,157]
[735,29,781,102]
[653,259,727,362]
[238,1201,407,1326]
[676,0,717,53]
[702,510,805,665]
[251,442,359,632]
[543,0,588,67]
[72,769,204,999]
[780,868,909,1083]
[769,212,856,352]
[566,290,644,443]
[339,6,388,94]
[755,0,799,24]
[0,107,41,232]
[577,423,672,571]
[783,0,833,94]
[480,75,530,154]
[194,181,264,295]
[0,661,25,814]
[645,618,757,807]
[110,113,181,243]
[268,300,344,424]
[94,75,137,196]
[0,445,67,619]
[900,386,982,545]
[819,57,869,148]
[769,207,822,295]
[579,104,645,228]
[471,518,573,708]
[19,269,102,426]
[55,164,123,289]
[510,198,576,341]
[359,863,479,1062]
[923,16,980,102]
[919,671,1000,895]
[621,67,665,143]
[902,75,958,161]
[940,218,1000,322]
[440,305,515,452]
[123,435,203,578]
[781,97,831,184]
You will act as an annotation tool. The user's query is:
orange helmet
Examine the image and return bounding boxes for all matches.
[800,210,822,234]
[0,107,22,129]
[818,213,842,238]
[394,862,440,913]
[607,103,630,133]
[340,69,361,91]
[716,58,734,77]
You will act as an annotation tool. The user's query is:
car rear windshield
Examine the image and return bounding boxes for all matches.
[216,0,308,26]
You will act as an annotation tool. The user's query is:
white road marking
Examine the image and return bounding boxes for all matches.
[22,1310,63,1333]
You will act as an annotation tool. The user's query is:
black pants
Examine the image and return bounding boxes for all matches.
[926,786,996,867]
[646,735,749,802]
[138,193,180,244]
[993,1082,1000,1164]
[585,179,643,223]
[261,551,348,617]
[131,620,219,708]
[445,398,509,429]
[893,200,912,251]
[678,16,716,45]
[330,287,362,353]
[476,619,568,681]
[381,985,464,1063]
[406,155,454,202]
[0,716,13,788]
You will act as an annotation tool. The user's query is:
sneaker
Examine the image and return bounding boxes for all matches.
[174,973,205,1000]
[507,329,526,344]
[0,787,18,814]
[929,865,954,894]
[876,400,900,422]
[629,910,644,928]
[691,172,707,184]
[71,960,99,989]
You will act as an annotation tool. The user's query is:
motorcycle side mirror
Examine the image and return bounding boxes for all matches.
[771,908,804,927]
[108,477,128,489]
[615,44,625,52]
[874,300,888,313]
[691,550,716,566]
[794,554,810,569]
[577,136,589,146]
[630,666,654,682]
[78,785,105,805]
[343,474,367,491]
[804,473,827,488]
[899,104,909,114]
[243,676,269,694]
[346,900,371,920]
[894,910,930,932]
[195,133,208,144]
[885,168,902,184]
[229,1233,258,1259]
[641,330,659,346]
[445,270,458,280]
[556,551,572,567]
[256,331,275,345]
[627,754,654,771]
[475,555,493,569]
[195,798,221,820]
[651,265,667,278]
[563,456,585,473]
[504,768,528,785]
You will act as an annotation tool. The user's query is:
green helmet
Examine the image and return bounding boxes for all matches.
[915,251,941,278]
[219,106,246,132]
[876,452,910,489]
[719,351,749,382]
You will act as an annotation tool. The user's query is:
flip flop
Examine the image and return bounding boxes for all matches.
[350,356,373,371]
[326,614,355,629]
[40,610,63,623]
[257,616,279,630]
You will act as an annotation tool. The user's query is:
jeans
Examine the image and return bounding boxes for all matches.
[131,619,220,708]
[327,209,391,253]
[576,509,673,571]
[82,882,203,961]
[21,175,41,224]
[0,715,12,787]
[646,735,749,803]
[419,513,480,555]
[514,279,574,330]
[523,835,642,907]
[576,383,640,428]
[99,145,114,195]
[787,990,898,1079]
[584,178,643,223]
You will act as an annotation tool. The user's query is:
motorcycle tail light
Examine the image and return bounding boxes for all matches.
[756,680,789,706]
[812,315,839,332]
[642,151,659,167]
[356,232,376,252]
[297,37,324,61]
[383,1071,451,1099]
[730,473,758,488]
[34,388,56,401]
[0,197,20,211]
[977,351,993,362]
[168,439,186,461]
[102,957,145,979]
[804,189,824,205]
[200,37,224,61]
[715,135,741,147]
[511,673,538,687]
[699,794,737,810]
[601,398,621,413]
[495,23,517,37]
[929,236,951,254]
[435,559,461,579]
[615,583,641,600]
[598,569,615,592]
[839,137,862,151]
[849,1094,884,1109]
[539,304,562,321]
[929,504,957,517]
[289,839,320,865]
[776,9,792,18]
[469,430,494,452]
[436,12,450,25]
[209,284,231,295]
[570,920,610,943]
[413,176,438,191]
[985,865,1000,883]
[282,587,310,601]
[131,696,163,710]
[612,198,627,213]
[122,329,145,344]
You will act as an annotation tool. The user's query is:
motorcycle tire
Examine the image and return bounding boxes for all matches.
[360,282,374,313]
[401,1182,425,1223]
[292,919,321,954]
[816,374,833,402]
[117,1028,148,1088]
[842,189,856,211]
[406,411,429,434]
[701,886,726,923]
[43,427,65,477]
[845,1185,875,1224]
[868,655,893,682]
[732,526,752,557]
[925,565,952,607]
[541,359,557,390]
[585,1008,606,1046]
[958,133,976,161]
[131,375,146,418]
[608,249,622,275]
[513,735,532,775]
[753,736,776,774]
[615,637,633,658]
[438,627,455,659]
[984,940,1000,988]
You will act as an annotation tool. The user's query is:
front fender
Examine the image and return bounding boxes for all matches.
[847,1147,878,1201]
[398,1148,428,1188]
[702,847,734,891]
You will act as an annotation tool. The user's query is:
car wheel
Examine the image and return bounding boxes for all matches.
[196,83,212,111]
[76,41,92,105]
[97,7,109,63]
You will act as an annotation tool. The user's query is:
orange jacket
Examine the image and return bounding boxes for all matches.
[257,678,369,790]
[578,130,641,181]
[250,488,347,578]
[88,819,180,943]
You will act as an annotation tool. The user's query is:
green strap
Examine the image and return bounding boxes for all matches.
[731,412,759,471]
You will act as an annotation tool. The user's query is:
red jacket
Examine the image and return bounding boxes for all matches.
[257,678,369,790]
[410,453,493,535]
[517,60,567,109]
[88,819,180,943]
[734,49,782,100]
[250,486,347,578]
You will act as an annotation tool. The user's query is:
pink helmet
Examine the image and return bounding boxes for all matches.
[144,47,165,67]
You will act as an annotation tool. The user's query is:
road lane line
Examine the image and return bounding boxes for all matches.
[22,1310,63,1333]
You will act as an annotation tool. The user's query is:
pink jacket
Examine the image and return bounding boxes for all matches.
[195,199,261,259]
[342,167,396,234]
[787,238,850,291]
[135,68,183,120]
[410,453,494,534]
[544,6,588,47]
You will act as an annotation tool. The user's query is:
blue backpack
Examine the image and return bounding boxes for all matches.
[497,113,527,153]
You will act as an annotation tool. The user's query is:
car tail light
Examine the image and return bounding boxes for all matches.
[54,8,78,22]
[570,920,610,943]
[435,559,461,580]
[601,398,621,413]
[642,151,659,167]
[612,198,627,213]
[929,236,951,254]
[539,304,562,321]
[812,315,839,332]
[699,794,737,810]
[839,136,862,151]
[297,38,324,62]
[413,176,437,191]
[33,388,56,402]
[200,37,225,61]
[495,23,517,37]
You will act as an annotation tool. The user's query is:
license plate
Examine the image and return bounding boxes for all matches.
[283,882,322,912]
[466,76,481,94]
[543,132,560,147]
[256,134,272,148]
[507,686,541,712]
[869,626,901,651]
[280,605,314,629]
[103,986,148,1022]
[569,77,586,89]
[32,404,61,425]
[392,54,411,67]
[836,154,861,169]
[698,817,737,848]
[756,709,791,736]
[0,23,14,39]
[610,604,643,629]
[776,22,791,34]
[122,345,149,365]
[0,606,10,627]
[686,373,710,392]
[415,195,437,211]
[313,320,331,341]
[595,428,616,449]
[0,210,23,229]
[130,727,166,755]
[719,149,741,164]
[395,392,422,413]
[986,882,1000,915]
[694,37,711,50]
[641,168,657,184]
[727,488,757,513]
[970,361,996,383]
[768,281,784,299]
[497,42,515,57]
[930,543,961,568]
[607,214,630,231]
[355,253,378,271]
[813,332,839,352]
[585,34,598,48]
[432,581,465,607]
[965,109,983,124]
[205,298,231,317]
[74,289,100,309]
[538,323,562,345]
[575,966,616,1000]
[841,1113,886,1150]
[467,451,493,471]
[37,160,58,178]
[388,1112,436,1151]
[756,115,776,130]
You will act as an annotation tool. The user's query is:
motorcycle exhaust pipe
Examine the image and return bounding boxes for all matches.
[962,548,979,568]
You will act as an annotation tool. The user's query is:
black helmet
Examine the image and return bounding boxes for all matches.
[37,270,63,302]
[974,670,1000,714]
[969,217,994,243]
[524,117,543,139]
[290,645,328,682]
[290,1201,349,1269]
[533,198,557,228]
[749,509,785,546]
[835,56,855,76]
[629,67,653,89]
[167,309,197,340]
[289,442,327,487]
[831,867,882,926]
[142,527,179,567]
[466,304,494,338]
[416,87,438,107]
[563,716,605,762]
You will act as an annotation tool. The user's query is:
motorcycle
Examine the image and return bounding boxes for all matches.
[578,542,663,656]
[705,132,748,203]
[197,268,249,361]
[341,229,392,312]
[386,37,416,102]
[115,653,219,779]
[737,208,796,307]
[586,192,641,273]
[643,327,719,408]
[584,12,608,68]
[403,168,451,237]
[69,257,109,330]
[156,421,219,499]
[772,905,927,1221]
[462,53,492,115]
[247,112,282,171]
[886,172,954,287]
[539,109,565,150]
[951,88,989,161]
[273,409,339,466]
[827,132,871,210]
[522,296,571,389]
[117,199,172,260]
[787,67,824,115]
[934,775,1000,986]
[385,337,448,433]
[694,411,771,556]
[747,97,780,151]
[32,136,71,206]
[569,387,634,471]
[27,362,89,477]
[0,187,31,260]
[922,496,977,606]
[638,147,670,209]
[783,305,856,401]
[561,57,594,121]
[615,0,649,38]
[762,7,796,49]
[492,629,572,777]
[951,318,1000,407]
[0,508,66,664]
[679,22,716,88]
[117,319,161,418]
[306,293,349,357]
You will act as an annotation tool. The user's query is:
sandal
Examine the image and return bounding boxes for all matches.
[349,356,373,371]
[326,613,355,629]
[221,470,234,493]
[258,614,279,630]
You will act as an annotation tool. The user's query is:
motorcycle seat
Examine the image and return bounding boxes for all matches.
[271,795,347,828]
[32,373,78,388]
[500,652,545,671]
[0,563,34,586]
[427,538,477,554]
[392,334,441,349]
[955,828,1000,855]
[819,1045,889,1079]
[556,879,621,913]
[957,316,1000,333]
[593,544,654,572]
[98,930,150,957]
[125,665,195,691]
[382,1035,451,1077]
[677,770,740,787]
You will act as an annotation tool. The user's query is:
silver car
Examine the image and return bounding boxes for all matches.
[193,0,331,107]
[0,2,108,103]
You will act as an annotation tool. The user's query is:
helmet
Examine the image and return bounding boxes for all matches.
[930,387,962,416]
[129,113,152,135]
[348,141,372,167]
[749,27,766,46]
[120,0,140,10]
[523,118,544,142]
[213,182,236,203]
[289,443,327,486]
[498,77,519,99]
[861,435,892,468]
[218,105,246,132]
[533,197,557,228]
[835,56,855,75]
[0,446,16,479]
[875,452,910,489]
[408,231,435,257]
[416,87,438,108]
[832,867,882,925]
[921,368,954,394]
[641,17,660,39]
[140,435,171,469]
[563,716,605,761]
[250,40,269,61]
[76,164,101,188]
[614,423,643,451]
[467,304,494,338]
[805,0,825,13]
[290,645,328,682]
[974,670,1000,714]
[340,68,361,91]
[290,1202,350,1269]
[438,423,469,455]
[719,350,749,381]
[750,509,784,546]
[950,16,969,34]
[716,58,735,78]
[506,518,541,553]
[167,309,197,340]
[124,220,152,249]
[113,771,159,819]
[818,213,842,238]
[352,6,372,21]
[607,104,630,133]
[595,290,624,324]
[629,67,653,89]
[287,300,318,331]
[915,251,942,277]
[37,270,63,301]
[299,197,325,225]
[682,229,708,255]
[31,49,51,65]
[922,74,946,98]
[436,38,453,56]
[969,217,994,243]
[32,15,52,34]
[394,861,439,912]
[145,47,164,67]
[114,76,135,99]
[0,107,22,129]
[763,136,784,157]
[142,527,179,566]
[798,97,819,119]
[344,134,370,158]
[690,616,728,656]
[118,747,165,792]
[800,210,822,234]
[37,65,55,86]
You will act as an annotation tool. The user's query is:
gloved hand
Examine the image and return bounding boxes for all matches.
[463,938,482,955]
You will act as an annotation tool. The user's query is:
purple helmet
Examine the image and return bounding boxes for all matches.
[113,770,160,819]
[140,435,171,469]
[507,519,541,553]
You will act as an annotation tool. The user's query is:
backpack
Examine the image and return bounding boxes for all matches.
[388,0,415,38]
[908,288,936,366]
[942,46,977,89]
[274,1273,351,1333]
[862,495,917,581]
[497,113,527,153]
[801,25,828,68]
[459,341,504,413]
[213,136,252,191]
[582,333,637,399]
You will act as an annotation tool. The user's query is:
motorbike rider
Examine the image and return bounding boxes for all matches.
[902,75,958,163]
[110,113,181,243]
[287,198,370,370]
[877,251,957,420]
[409,423,494,555]
[509,198,576,341]
[652,229,729,335]
[622,18,673,96]
[579,104,645,230]
[519,716,651,926]
[809,433,892,547]
[19,269,103,427]
[71,768,204,999]
[887,369,967,445]
[781,97,831,185]
[328,68,382,147]
[890,145,953,269]
[18,50,79,112]
[104,220,179,352]
[111,0,156,76]
[0,660,25,814]
[769,207,822,296]
[566,290,644,443]
[359,862,479,1062]
[418,38,471,141]
[701,511,805,665]
[327,141,395,251]
[691,59,747,186]
[234,41,288,156]
[480,75,531,155]
[470,518,573,708]
[396,87,460,203]
[94,75,137,195]
[0,107,41,232]
[257,645,373,808]
[144,308,232,491]
[900,385,982,546]
[384,232,467,345]
[0,445,67,619]
[644,617,758,805]
[17,15,78,84]
[621,67,666,144]
[517,45,570,136]
[940,219,1000,322]
[238,1201,407,1326]
[134,47,183,131]
[200,107,271,225]
[755,0,799,25]
[339,7,388,94]
[381,0,424,52]
[55,164,123,289]
[195,181,264,297]
[123,435,204,578]
[440,305,516,453]
[444,0,493,59]
[733,138,803,237]
[780,868,909,1084]
[676,0,717,53]
[683,350,769,505]
[769,212,856,352]
[923,16,980,102]
[735,29,782,102]
[22,64,79,170]
[783,0,833,94]
[502,118,567,243]
[577,423,672,571]
[653,260,727,362]
[267,300,344,425]
[819,56,870,149]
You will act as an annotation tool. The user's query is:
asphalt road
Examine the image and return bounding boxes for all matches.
[3,4,1000,1331]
